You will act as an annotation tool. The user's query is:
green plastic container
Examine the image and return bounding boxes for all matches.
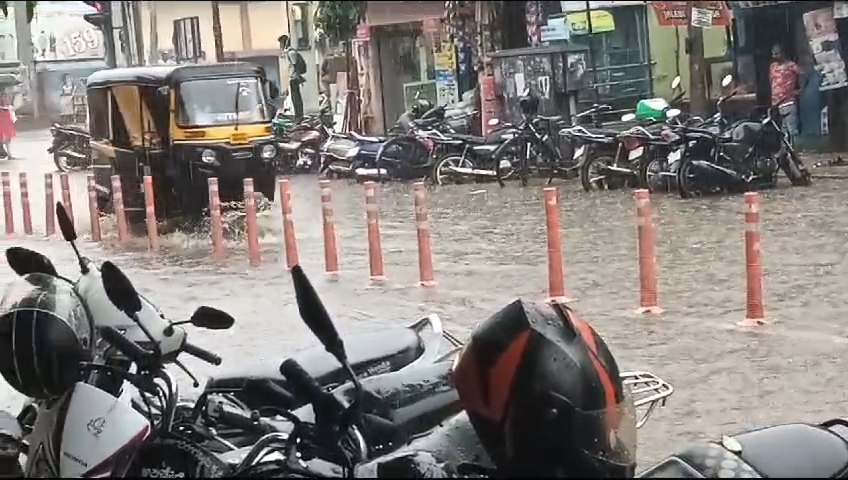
[634,98,670,122]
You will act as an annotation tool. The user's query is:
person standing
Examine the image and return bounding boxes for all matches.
[769,44,803,144]
[278,34,306,120]
[0,93,17,159]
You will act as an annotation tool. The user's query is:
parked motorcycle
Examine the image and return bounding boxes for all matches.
[0,203,234,477]
[199,313,462,413]
[675,84,811,198]
[204,266,673,477]
[49,123,91,172]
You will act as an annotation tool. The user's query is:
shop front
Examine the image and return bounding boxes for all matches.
[729,0,848,150]
[359,1,465,134]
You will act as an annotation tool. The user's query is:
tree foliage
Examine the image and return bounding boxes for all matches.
[314,1,366,45]
[0,1,37,23]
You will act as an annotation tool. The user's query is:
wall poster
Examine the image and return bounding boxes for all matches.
[803,7,848,91]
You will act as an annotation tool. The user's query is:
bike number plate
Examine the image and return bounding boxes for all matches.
[668,148,682,163]
[499,159,511,169]
[573,145,586,160]
[628,146,644,160]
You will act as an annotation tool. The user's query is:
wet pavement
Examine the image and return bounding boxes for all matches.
[1,130,848,468]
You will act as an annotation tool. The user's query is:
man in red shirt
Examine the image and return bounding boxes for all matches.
[769,44,802,142]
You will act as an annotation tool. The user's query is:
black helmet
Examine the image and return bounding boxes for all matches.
[0,273,94,400]
[451,300,636,478]
[410,98,434,119]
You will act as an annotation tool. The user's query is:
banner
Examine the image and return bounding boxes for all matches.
[650,1,731,27]
[803,7,848,91]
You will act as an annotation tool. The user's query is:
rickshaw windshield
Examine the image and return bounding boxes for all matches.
[177,76,270,127]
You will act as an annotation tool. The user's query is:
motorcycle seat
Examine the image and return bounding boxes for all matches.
[205,326,425,396]
[639,423,848,479]
[350,131,387,143]
[538,115,564,122]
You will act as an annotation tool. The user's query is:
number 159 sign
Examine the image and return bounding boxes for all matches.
[62,28,101,56]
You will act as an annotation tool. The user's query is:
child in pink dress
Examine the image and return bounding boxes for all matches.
[0,94,17,159]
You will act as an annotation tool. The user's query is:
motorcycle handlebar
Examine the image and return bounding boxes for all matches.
[100,326,152,364]
[279,358,331,412]
[183,342,222,366]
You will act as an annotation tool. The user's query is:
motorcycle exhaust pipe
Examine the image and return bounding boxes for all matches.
[604,165,638,175]
[444,166,497,177]
[691,160,740,179]
[354,167,390,177]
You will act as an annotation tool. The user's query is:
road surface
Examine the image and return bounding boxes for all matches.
[0,130,847,468]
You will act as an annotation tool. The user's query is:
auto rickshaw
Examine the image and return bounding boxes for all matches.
[85,62,279,224]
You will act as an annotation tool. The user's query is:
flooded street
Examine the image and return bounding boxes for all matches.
[2,130,848,467]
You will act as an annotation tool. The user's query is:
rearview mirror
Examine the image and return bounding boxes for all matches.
[721,75,733,88]
[190,306,236,330]
[56,202,76,242]
[291,265,348,363]
[666,108,682,119]
[5,247,58,277]
[621,113,636,122]
[101,261,142,316]
[671,75,681,90]
[487,118,500,127]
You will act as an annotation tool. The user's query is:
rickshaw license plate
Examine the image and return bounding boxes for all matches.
[573,145,585,160]
[230,133,249,145]
[628,146,644,160]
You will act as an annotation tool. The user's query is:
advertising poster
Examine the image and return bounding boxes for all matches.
[803,7,848,91]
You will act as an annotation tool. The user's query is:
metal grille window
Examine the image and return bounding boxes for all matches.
[567,5,652,105]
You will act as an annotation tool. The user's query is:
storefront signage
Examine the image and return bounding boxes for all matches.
[650,1,731,27]
[568,10,616,35]
[803,7,848,91]
[355,24,371,42]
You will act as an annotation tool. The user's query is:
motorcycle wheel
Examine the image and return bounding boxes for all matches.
[430,155,474,186]
[676,156,708,199]
[782,150,812,187]
[639,156,673,193]
[53,150,70,173]
[580,154,622,192]
[492,137,525,188]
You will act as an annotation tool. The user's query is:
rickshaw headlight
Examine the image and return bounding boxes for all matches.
[201,149,217,164]
[261,144,277,160]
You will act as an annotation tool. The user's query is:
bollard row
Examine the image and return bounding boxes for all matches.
[0,171,768,322]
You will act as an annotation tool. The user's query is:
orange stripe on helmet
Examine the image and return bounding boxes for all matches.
[571,313,619,433]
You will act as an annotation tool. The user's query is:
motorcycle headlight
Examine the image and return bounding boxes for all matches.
[345,146,360,159]
[261,144,277,159]
[201,149,217,164]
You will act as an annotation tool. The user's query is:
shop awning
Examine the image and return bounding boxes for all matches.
[726,1,794,9]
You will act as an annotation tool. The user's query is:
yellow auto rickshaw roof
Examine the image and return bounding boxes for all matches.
[86,62,266,90]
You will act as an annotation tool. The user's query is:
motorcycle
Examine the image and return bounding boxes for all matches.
[48,123,91,172]
[675,95,812,198]
[1,203,234,477]
[205,265,674,477]
[199,313,463,413]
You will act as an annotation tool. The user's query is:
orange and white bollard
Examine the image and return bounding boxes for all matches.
[244,178,261,267]
[413,182,436,287]
[2,172,13,238]
[278,178,299,270]
[110,175,129,243]
[208,178,226,264]
[319,179,339,278]
[739,192,766,327]
[634,189,662,314]
[364,181,386,283]
[143,176,159,252]
[59,173,74,228]
[543,187,572,303]
[44,174,55,237]
[87,175,102,242]
[18,173,32,235]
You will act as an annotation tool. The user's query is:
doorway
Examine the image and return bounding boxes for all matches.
[375,24,435,129]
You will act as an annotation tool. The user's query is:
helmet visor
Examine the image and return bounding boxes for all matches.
[573,388,637,465]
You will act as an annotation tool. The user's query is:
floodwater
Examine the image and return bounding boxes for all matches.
[2,130,848,467]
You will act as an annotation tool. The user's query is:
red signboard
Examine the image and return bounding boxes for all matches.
[650,1,732,27]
